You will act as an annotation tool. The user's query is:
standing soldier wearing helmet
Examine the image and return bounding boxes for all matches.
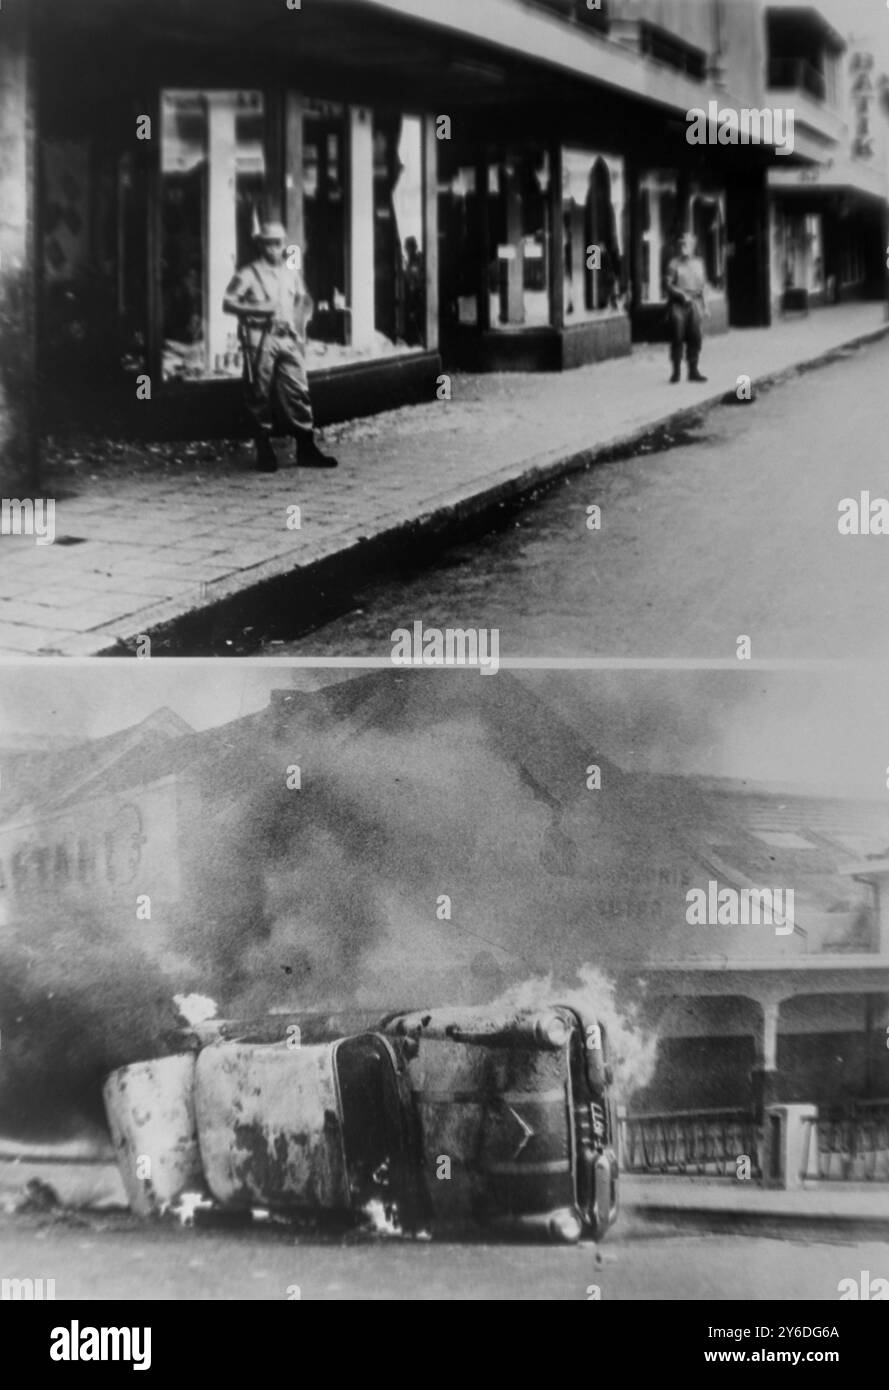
[223,220,337,473]
[664,230,710,385]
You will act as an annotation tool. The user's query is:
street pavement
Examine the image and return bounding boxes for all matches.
[266,327,889,661]
[0,301,885,657]
[0,1209,884,1300]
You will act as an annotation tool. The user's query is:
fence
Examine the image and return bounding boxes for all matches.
[620,1108,762,1178]
[800,1100,889,1183]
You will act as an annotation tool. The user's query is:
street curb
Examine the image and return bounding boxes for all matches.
[628,1202,889,1240]
[38,320,889,657]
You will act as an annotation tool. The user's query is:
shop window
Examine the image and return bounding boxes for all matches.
[303,99,349,363]
[373,113,425,351]
[562,149,627,322]
[439,163,480,328]
[780,211,823,292]
[118,149,150,373]
[486,150,551,331]
[806,214,824,292]
[40,137,135,378]
[639,170,678,303]
[689,190,726,291]
[160,90,267,382]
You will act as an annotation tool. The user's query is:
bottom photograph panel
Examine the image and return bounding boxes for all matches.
[1,663,888,1301]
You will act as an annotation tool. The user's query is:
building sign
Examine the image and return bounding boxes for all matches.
[0,776,183,920]
[850,52,876,160]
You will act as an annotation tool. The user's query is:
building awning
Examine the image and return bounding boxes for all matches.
[770,160,889,203]
[38,0,799,161]
[636,956,889,1003]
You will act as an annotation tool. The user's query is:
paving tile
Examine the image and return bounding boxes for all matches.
[12,302,886,658]
[0,623,85,654]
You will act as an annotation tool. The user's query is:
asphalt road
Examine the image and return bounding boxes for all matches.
[261,338,889,661]
[2,1212,885,1300]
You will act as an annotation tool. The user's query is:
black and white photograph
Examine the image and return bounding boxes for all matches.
[1,0,889,1342]
[3,664,889,1311]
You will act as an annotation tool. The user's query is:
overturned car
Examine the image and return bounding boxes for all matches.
[103,1002,619,1243]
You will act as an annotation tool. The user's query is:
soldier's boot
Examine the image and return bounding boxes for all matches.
[295,427,338,469]
[687,356,707,383]
[254,427,278,473]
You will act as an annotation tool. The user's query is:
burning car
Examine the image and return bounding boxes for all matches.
[103,1001,619,1243]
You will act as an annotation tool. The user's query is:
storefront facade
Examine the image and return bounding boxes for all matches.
[19,0,856,448]
[766,34,889,316]
[35,3,444,434]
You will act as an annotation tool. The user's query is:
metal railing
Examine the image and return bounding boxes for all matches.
[620,1108,762,1178]
[768,57,827,102]
[800,1101,889,1183]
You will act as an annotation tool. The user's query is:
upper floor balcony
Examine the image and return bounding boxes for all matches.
[765,4,845,148]
[768,56,826,103]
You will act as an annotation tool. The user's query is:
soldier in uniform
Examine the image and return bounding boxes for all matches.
[223,221,337,473]
[664,231,709,384]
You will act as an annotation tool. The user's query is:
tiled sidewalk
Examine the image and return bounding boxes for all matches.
[1,302,886,657]
[624,1172,889,1227]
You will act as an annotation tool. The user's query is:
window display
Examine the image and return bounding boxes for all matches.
[639,170,678,303]
[302,99,349,362]
[562,148,627,322]
[160,89,267,382]
[439,162,480,328]
[689,188,726,290]
[373,113,425,350]
[486,149,551,331]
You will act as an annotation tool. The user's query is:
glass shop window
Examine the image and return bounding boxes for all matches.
[805,214,824,292]
[486,149,552,331]
[439,162,480,328]
[160,89,267,382]
[373,113,425,351]
[117,149,150,374]
[562,148,627,322]
[302,99,350,364]
[689,189,726,291]
[780,212,814,292]
[639,170,678,303]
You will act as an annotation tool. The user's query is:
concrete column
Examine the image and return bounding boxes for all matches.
[348,106,374,351]
[763,1104,819,1189]
[751,996,781,1121]
[0,0,38,491]
[205,94,238,373]
[421,113,438,352]
[760,998,780,1071]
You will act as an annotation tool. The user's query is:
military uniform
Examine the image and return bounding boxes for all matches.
[224,257,315,435]
[665,253,707,381]
[224,227,336,471]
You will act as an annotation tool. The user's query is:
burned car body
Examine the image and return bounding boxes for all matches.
[103,1003,619,1242]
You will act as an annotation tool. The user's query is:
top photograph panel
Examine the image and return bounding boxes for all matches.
[1,0,887,660]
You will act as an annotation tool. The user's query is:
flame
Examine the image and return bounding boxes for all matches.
[480,963,658,1098]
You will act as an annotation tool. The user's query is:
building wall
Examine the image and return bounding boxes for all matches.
[610,0,766,103]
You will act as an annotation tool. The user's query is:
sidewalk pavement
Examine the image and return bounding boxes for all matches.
[624,1173,889,1236]
[1,302,886,657]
